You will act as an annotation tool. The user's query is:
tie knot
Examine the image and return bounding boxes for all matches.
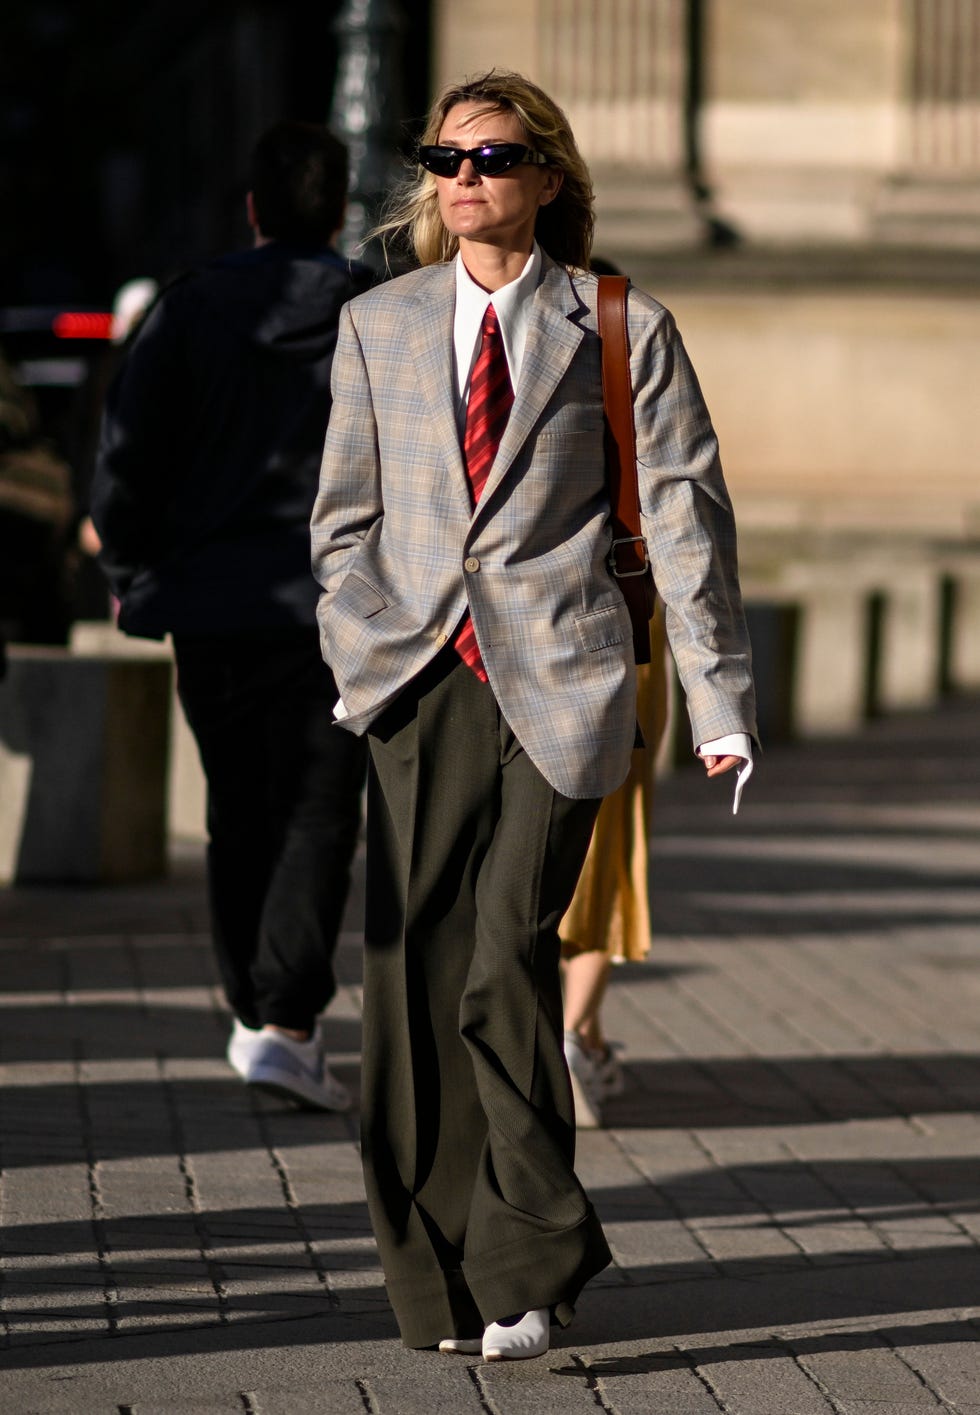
[482,304,500,340]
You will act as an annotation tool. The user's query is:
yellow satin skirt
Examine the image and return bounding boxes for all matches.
[560,600,669,962]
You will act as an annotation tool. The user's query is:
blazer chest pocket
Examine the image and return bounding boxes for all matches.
[575,604,627,652]
[343,572,390,619]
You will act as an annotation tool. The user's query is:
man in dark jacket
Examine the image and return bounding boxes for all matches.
[92,121,376,1110]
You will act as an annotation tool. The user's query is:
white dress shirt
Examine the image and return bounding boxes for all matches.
[453,244,541,412]
[451,248,753,810]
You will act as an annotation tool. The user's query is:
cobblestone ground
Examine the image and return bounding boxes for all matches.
[0,696,978,1413]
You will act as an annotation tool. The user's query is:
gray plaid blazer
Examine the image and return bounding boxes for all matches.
[311,253,756,799]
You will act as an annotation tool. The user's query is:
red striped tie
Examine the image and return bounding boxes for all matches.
[453,303,514,681]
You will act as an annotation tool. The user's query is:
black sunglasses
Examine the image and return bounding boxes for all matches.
[417,142,550,178]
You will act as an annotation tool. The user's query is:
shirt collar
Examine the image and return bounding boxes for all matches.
[454,243,541,324]
[453,244,542,398]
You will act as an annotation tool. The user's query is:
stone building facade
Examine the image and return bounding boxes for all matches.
[433,0,980,731]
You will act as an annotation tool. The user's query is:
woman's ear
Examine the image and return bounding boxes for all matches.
[539,169,564,207]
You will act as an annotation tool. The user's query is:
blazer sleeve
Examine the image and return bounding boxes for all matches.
[627,296,758,749]
[311,303,383,601]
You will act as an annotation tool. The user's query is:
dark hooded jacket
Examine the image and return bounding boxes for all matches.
[91,243,377,637]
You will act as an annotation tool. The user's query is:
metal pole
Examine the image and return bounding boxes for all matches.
[329,0,408,266]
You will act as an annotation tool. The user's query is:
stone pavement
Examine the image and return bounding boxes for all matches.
[1,697,979,1414]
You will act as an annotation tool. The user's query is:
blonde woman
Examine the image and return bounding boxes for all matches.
[312,70,755,1361]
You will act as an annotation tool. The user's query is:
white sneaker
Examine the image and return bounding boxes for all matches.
[227,1018,264,1077]
[563,1030,603,1129]
[226,1020,351,1112]
[482,1308,550,1361]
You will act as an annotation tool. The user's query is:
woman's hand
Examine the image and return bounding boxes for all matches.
[701,753,741,778]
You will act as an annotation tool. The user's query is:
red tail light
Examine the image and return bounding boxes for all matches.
[52,311,113,339]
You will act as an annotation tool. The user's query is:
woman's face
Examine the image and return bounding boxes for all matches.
[434,101,562,256]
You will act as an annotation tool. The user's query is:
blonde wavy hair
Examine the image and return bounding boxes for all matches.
[373,70,595,270]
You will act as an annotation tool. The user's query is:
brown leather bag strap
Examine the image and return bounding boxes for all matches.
[597,275,641,551]
[597,274,653,664]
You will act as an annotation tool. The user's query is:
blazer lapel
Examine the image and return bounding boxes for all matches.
[403,267,470,511]
[476,260,586,508]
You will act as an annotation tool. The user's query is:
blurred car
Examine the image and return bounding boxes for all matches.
[0,305,114,639]
[0,304,114,461]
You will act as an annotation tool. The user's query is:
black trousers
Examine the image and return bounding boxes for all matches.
[174,629,366,1033]
[363,650,611,1348]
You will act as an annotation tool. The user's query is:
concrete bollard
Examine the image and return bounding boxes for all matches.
[794,585,870,736]
[0,645,172,883]
[69,622,208,844]
[946,560,980,692]
[876,567,942,712]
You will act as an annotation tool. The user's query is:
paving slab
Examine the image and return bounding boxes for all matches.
[1,696,980,1413]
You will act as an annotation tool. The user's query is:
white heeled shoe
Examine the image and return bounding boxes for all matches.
[438,1335,483,1354]
[482,1308,550,1361]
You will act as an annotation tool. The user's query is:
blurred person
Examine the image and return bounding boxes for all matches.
[560,602,670,1128]
[311,70,756,1359]
[0,348,74,645]
[91,120,377,1111]
[72,277,161,599]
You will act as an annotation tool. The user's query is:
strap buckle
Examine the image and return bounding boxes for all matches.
[607,535,649,578]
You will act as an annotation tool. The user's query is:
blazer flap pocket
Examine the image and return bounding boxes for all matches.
[575,604,627,652]
[343,572,390,619]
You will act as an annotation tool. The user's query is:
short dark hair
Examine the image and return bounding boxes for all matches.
[249,121,349,246]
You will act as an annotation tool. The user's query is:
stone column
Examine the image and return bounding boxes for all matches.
[873,0,980,246]
[700,0,980,247]
[701,0,907,243]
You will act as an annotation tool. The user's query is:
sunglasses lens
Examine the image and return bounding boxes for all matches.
[473,145,523,175]
[418,146,461,177]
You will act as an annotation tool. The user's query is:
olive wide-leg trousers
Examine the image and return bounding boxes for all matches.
[362,651,611,1348]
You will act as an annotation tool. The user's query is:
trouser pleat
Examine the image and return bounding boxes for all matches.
[360,652,609,1348]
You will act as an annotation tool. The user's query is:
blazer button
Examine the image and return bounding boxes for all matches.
[435,632,448,647]
[464,556,481,573]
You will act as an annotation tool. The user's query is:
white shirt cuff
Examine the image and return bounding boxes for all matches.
[697,733,753,814]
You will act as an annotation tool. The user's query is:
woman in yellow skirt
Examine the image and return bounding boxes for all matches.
[560,600,669,1126]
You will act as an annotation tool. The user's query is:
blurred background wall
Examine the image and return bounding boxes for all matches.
[0,0,432,304]
[438,0,980,743]
[1,0,978,861]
